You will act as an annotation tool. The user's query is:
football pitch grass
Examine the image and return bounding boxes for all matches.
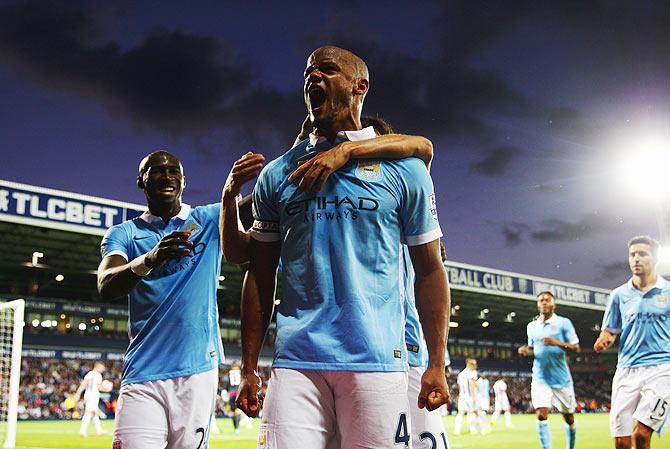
[14,413,668,449]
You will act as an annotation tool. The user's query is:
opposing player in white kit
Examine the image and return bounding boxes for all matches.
[594,236,670,449]
[98,151,224,449]
[454,359,482,435]
[74,362,108,437]
[491,377,512,428]
[518,291,580,449]
[237,46,450,449]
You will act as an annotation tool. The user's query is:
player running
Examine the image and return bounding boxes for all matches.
[454,358,482,435]
[518,291,580,449]
[594,236,670,449]
[491,377,513,428]
[73,362,109,437]
[98,151,224,449]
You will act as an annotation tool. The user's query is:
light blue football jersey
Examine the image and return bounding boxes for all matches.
[100,204,224,385]
[526,314,579,388]
[402,246,451,368]
[602,276,670,368]
[477,377,490,400]
[251,128,442,372]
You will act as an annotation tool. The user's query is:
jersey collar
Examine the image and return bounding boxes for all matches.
[308,126,377,147]
[627,275,666,292]
[537,313,558,324]
[140,204,191,224]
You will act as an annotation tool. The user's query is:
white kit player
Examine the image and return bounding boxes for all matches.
[491,378,512,428]
[595,236,670,449]
[454,358,482,435]
[74,362,109,437]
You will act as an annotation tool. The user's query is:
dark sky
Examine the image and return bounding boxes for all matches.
[1,0,668,288]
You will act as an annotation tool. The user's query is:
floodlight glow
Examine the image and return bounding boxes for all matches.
[613,130,670,203]
[449,321,459,328]
[31,319,39,327]
[78,323,87,331]
[55,274,64,282]
[482,321,490,328]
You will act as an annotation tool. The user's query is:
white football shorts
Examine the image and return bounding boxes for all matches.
[84,394,100,413]
[408,366,450,449]
[258,368,409,449]
[494,395,510,412]
[610,363,670,437]
[530,380,576,413]
[112,367,218,449]
[457,394,479,414]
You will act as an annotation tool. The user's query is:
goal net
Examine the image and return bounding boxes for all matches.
[0,300,24,449]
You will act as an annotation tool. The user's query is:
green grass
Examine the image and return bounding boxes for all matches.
[13,414,669,449]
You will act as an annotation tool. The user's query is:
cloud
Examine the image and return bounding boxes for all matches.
[530,212,614,242]
[469,146,523,176]
[500,222,530,247]
[594,261,629,283]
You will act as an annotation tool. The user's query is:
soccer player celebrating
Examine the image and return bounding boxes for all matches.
[97,151,224,449]
[237,45,450,449]
[518,291,580,449]
[491,377,513,428]
[594,236,670,449]
[454,358,482,435]
[73,362,108,437]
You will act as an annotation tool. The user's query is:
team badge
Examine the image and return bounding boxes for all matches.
[182,222,199,236]
[355,161,382,181]
[655,294,668,308]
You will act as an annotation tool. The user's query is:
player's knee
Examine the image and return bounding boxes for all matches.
[614,437,631,449]
[563,413,574,426]
[536,409,549,420]
[632,423,652,447]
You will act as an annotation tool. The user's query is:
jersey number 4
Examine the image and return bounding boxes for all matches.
[394,413,410,447]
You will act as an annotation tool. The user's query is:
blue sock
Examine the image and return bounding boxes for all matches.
[565,424,576,449]
[537,420,552,449]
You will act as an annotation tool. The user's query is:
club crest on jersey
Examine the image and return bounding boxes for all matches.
[181,222,199,236]
[355,161,382,181]
[655,294,668,308]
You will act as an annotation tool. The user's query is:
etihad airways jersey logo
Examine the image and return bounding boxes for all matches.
[355,161,382,181]
[285,195,379,223]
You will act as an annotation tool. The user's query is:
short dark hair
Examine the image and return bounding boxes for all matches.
[536,290,555,300]
[628,235,660,258]
[361,115,394,135]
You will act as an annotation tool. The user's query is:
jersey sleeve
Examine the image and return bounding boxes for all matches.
[249,164,281,242]
[395,158,443,246]
[563,318,580,344]
[601,290,622,334]
[100,225,130,261]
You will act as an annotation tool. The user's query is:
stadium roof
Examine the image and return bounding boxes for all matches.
[0,179,612,346]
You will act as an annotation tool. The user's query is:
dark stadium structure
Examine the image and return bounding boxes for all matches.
[1,179,619,376]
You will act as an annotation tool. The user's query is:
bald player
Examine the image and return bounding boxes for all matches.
[97,151,224,449]
[236,46,450,449]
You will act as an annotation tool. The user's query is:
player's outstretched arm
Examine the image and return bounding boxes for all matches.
[594,330,616,352]
[288,134,433,192]
[517,345,534,357]
[408,239,451,411]
[220,152,265,264]
[97,231,193,300]
[237,238,280,417]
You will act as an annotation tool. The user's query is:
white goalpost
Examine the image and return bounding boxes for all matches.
[0,300,24,449]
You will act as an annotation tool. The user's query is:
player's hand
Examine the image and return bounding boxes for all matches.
[517,345,530,356]
[288,141,353,192]
[418,365,450,411]
[542,337,562,347]
[223,152,265,201]
[144,231,193,268]
[594,331,615,352]
[236,370,263,418]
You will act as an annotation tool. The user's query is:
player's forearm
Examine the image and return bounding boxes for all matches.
[562,342,580,352]
[220,195,251,264]
[414,260,450,369]
[240,240,279,372]
[348,134,433,168]
[97,265,141,301]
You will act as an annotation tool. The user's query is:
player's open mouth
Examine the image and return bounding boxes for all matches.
[308,87,327,111]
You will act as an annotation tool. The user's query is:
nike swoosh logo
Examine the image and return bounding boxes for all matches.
[133,236,151,240]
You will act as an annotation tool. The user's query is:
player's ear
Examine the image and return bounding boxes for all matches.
[136,175,144,189]
[353,78,368,96]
